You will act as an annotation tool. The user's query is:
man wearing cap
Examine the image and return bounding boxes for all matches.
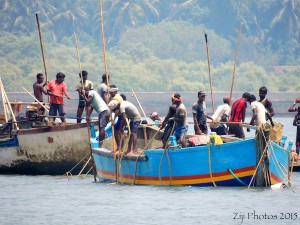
[76,70,94,123]
[108,84,124,150]
[108,99,141,155]
[81,88,110,147]
[209,96,231,135]
[228,92,250,138]
[47,72,72,125]
[192,91,213,135]
[149,112,163,124]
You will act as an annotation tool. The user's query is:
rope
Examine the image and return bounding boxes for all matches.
[158,122,175,186]
[56,153,90,179]
[117,118,131,184]
[133,127,161,184]
[208,143,217,187]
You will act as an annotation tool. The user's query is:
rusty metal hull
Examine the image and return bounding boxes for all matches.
[0,122,95,175]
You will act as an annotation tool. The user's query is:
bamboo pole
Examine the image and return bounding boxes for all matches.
[0,80,19,130]
[0,79,8,122]
[35,14,48,90]
[73,31,97,182]
[99,0,109,86]
[204,33,215,113]
[22,87,49,112]
[99,0,117,182]
[131,89,149,124]
[229,26,242,105]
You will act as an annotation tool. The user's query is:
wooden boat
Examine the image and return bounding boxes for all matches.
[0,119,98,175]
[90,124,291,187]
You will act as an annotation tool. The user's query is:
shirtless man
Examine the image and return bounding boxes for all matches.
[258,86,274,117]
[33,73,48,115]
[98,74,109,104]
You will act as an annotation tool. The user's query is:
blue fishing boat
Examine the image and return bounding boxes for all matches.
[90,124,291,187]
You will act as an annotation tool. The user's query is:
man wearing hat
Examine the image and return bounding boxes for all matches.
[149,112,163,124]
[108,99,141,155]
[192,91,214,135]
[209,96,231,135]
[108,85,124,150]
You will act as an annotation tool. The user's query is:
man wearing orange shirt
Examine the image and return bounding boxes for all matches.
[47,72,72,124]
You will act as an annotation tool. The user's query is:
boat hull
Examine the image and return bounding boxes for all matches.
[0,122,95,175]
[92,136,290,187]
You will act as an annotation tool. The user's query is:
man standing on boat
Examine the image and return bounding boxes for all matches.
[76,70,94,123]
[160,98,177,148]
[258,86,274,117]
[192,91,214,135]
[47,72,72,125]
[171,93,188,147]
[228,92,250,138]
[108,84,124,151]
[248,95,270,127]
[81,88,110,147]
[98,74,109,104]
[33,73,48,116]
[209,96,231,135]
[108,99,141,155]
[288,98,300,156]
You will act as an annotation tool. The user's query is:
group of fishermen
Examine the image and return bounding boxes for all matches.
[32,71,300,157]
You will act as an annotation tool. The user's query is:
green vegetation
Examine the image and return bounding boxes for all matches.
[0,0,299,92]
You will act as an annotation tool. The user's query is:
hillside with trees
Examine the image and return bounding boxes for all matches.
[0,0,299,92]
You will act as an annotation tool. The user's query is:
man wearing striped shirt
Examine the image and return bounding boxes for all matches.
[228,92,250,138]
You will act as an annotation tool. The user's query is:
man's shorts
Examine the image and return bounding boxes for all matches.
[174,125,188,141]
[49,104,66,117]
[129,121,141,133]
[98,110,110,128]
[228,124,245,138]
[114,115,123,131]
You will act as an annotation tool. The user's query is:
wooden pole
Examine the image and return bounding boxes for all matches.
[99,0,117,182]
[131,89,149,124]
[73,31,97,182]
[22,87,49,112]
[204,33,215,113]
[99,0,109,86]
[229,26,242,105]
[0,79,8,122]
[0,80,19,130]
[35,14,48,89]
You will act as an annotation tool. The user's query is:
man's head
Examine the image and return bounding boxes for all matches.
[248,94,256,103]
[259,86,268,99]
[223,96,230,104]
[56,72,65,83]
[149,112,159,121]
[197,91,206,102]
[172,93,182,104]
[36,73,44,83]
[108,99,120,112]
[109,84,118,97]
[102,73,109,82]
[120,93,127,101]
[242,92,250,101]
[79,70,88,80]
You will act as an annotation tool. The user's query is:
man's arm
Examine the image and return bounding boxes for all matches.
[249,108,257,125]
[267,100,275,117]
